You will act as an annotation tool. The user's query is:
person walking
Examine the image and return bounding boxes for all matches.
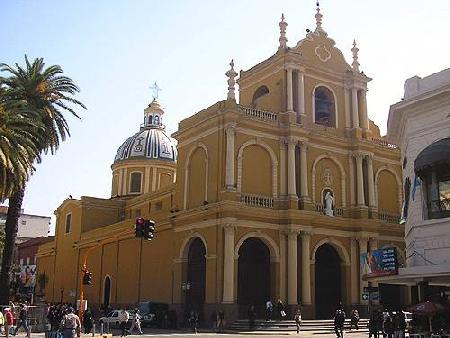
[369,311,379,338]
[4,308,14,338]
[350,309,360,330]
[276,299,286,320]
[119,309,130,337]
[129,309,143,335]
[294,309,302,334]
[247,305,256,330]
[82,307,93,334]
[188,311,198,334]
[217,310,225,333]
[265,300,273,321]
[333,306,346,338]
[60,307,81,338]
[14,304,30,337]
[383,315,394,338]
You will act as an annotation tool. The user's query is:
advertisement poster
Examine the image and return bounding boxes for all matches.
[19,265,37,288]
[360,247,398,278]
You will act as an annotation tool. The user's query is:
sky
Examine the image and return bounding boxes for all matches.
[2,0,450,229]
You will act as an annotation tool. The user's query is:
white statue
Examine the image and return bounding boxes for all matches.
[324,191,334,216]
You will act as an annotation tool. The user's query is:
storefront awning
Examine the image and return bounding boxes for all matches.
[415,138,450,175]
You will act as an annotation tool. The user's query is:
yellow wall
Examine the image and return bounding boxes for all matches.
[241,145,272,196]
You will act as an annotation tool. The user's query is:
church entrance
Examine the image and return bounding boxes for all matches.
[315,244,342,319]
[186,238,206,315]
[237,237,271,318]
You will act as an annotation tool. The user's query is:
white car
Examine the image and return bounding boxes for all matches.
[99,310,135,328]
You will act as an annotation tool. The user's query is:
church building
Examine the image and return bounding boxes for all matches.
[37,5,407,320]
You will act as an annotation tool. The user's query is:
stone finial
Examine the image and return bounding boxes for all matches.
[351,39,360,72]
[315,1,323,32]
[279,13,288,49]
[225,59,238,100]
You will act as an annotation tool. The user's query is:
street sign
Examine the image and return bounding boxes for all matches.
[362,292,369,301]
[363,286,379,293]
[370,292,380,301]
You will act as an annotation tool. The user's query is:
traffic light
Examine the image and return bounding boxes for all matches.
[135,217,145,238]
[83,270,92,285]
[143,219,155,240]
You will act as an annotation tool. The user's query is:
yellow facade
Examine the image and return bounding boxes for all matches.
[37,7,408,321]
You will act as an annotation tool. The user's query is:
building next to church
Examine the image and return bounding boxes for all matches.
[37,5,407,321]
[383,68,450,301]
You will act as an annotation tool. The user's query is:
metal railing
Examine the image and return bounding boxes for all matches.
[238,105,278,122]
[315,204,344,217]
[240,193,274,208]
[378,211,400,223]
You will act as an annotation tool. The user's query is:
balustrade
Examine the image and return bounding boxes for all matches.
[240,193,274,208]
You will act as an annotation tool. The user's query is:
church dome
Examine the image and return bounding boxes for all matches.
[114,99,177,164]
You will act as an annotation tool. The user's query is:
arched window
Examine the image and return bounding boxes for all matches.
[130,172,142,193]
[314,86,335,127]
[252,85,269,107]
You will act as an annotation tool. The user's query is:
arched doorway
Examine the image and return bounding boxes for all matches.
[103,276,111,309]
[186,238,206,314]
[238,238,270,318]
[315,244,342,319]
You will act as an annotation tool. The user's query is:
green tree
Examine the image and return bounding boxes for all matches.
[0,56,85,303]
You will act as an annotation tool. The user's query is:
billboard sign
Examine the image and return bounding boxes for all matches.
[360,247,398,278]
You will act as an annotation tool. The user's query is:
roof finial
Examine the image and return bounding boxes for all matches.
[351,39,360,72]
[278,13,288,50]
[225,59,238,100]
[315,1,323,32]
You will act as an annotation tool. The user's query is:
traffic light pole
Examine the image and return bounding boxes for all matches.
[77,227,132,324]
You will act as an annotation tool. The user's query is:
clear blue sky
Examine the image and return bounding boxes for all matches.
[2,0,450,227]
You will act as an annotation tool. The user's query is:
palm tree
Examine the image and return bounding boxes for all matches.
[0,56,86,303]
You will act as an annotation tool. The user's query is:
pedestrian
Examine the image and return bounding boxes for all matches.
[210,311,217,330]
[333,305,346,338]
[247,305,256,330]
[14,303,30,337]
[350,309,359,330]
[130,309,143,335]
[4,308,14,338]
[0,309,5,336]
[294,309,302,334]
[60,307,81,338]
[119,309,130,337]
[384,315,394,338]
[369,311,379,338]
[188,311,198,334]
[217,310,225,333]
[265,300,273,321]
[82,307,93,334]
[277,299,286,320]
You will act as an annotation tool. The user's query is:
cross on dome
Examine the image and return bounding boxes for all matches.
[150,81,162,100]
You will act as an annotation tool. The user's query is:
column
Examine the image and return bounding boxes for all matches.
[287,68,294,112]
[358,238,368,304]
[300,142,308,199]
[360,90,369,130]
[279,232,287,302]
[350,238,359,304]
[301,231,312,305]
[225,126,235,190]
[280,139,287,196]
[366,154,376,208]
[287,138,297,197]
[287,230,298,305]
[297,71,305,117]
[351,88,359,128]
[344,88,351,129]
[355,153,365,206]
[222,225,235,303]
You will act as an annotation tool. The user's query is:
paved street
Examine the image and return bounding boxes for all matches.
[12,329,371,338]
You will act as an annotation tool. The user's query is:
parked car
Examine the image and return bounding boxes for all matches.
[138,302,169,328]
[99,310,135,328]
